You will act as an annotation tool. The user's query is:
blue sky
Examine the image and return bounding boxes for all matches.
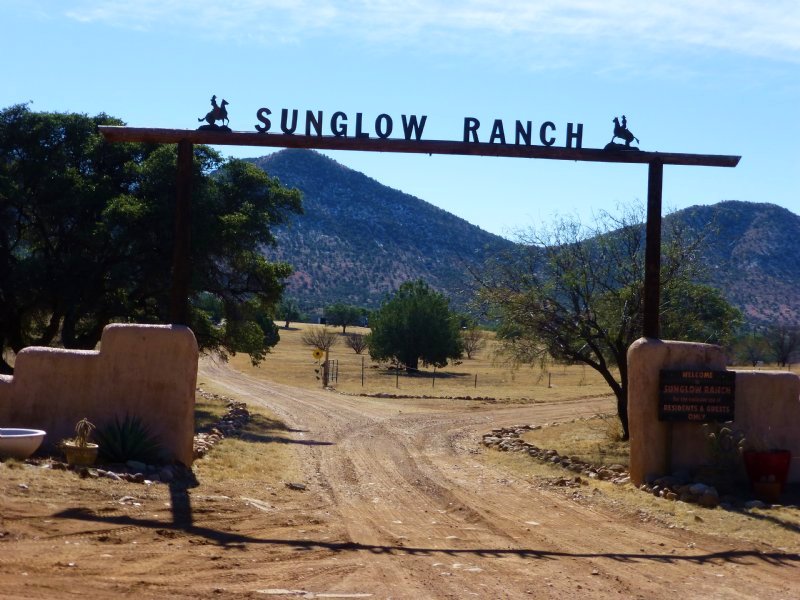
[4,1,799,238]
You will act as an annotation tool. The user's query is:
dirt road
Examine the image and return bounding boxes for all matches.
[1,362,798,598]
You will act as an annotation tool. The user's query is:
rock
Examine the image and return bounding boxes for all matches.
[744,499,767,510]
[285,482,307,491]
[689,483,710,496]
[697,489,720,508]
[654,476,682,489]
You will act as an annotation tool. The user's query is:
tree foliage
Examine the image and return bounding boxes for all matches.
[277,297,302,329]
[766,324,800,367]
[476,206,741,439]
[0,104,302,371]
[367,280,463,371]
[324,302,363,334]
[733,330,771,367]
[461,322,487,359]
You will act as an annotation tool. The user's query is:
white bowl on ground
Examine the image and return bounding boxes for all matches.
[0,428,47,460]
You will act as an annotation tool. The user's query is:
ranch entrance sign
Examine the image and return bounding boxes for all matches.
[99,100,740,338]
[658,369,736,422]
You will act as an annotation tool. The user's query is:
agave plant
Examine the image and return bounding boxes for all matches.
[95,415,163,464]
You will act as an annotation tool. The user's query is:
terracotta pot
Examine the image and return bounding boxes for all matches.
[742,449,791,493]
[63,442,99,467]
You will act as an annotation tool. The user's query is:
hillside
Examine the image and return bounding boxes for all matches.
[253,149,513,314]
[253,150,800,325]
[669,201,800,324]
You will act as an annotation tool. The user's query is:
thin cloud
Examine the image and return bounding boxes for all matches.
[56,0,800,63]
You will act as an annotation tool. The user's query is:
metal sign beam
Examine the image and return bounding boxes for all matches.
[99,126,740,168]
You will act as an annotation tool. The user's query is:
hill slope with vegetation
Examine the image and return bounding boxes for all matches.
[253,149,513,314]
[671,201,800,324]
[253,150,800,325]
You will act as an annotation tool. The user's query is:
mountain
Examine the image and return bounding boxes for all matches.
[252,149,513,315]
[253,149,800,325]
[668,201,800,324]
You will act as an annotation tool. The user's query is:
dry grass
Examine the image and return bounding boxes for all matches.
[227,322,615,402]
[485,446,800,553]
[192,380,301,488]
[521,415,629,467]
[209,324,800,551]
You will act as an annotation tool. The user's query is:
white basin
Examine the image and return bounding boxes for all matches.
[0,428,46,460]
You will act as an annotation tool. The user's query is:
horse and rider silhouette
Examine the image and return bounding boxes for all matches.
[611,115,639,147]
[198,95,229,128]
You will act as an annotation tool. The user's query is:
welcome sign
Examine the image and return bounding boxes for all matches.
[255,107,584,148]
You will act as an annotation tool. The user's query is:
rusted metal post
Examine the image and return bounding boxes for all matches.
[170,139,192,325]
[643,160,663,338]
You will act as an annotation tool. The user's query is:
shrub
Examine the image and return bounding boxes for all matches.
[95,415,163,464]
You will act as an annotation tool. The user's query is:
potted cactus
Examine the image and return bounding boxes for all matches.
[62,417,99,467]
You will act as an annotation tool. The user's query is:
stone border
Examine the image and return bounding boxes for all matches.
[482,424,630,485]
[193,389,251,459]
[482,423,795,510]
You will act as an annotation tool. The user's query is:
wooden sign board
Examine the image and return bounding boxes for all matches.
[658,369,736,422]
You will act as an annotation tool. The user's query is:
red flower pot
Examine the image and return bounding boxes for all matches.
[742,449,792,493]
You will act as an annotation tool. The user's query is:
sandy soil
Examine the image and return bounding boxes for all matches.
[1,361,798,599]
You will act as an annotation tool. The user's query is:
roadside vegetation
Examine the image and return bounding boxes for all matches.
[228,322,617,402]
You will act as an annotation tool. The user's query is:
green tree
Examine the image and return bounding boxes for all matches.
[766,324,800,367]
[277,297,302,329]
[476,206,740,440]
[0,104,302,371]
[733,329,770,367]
[324,302,363,334]
[368,280,464,371]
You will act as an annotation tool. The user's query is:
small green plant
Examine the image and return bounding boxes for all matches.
[72,418,95,448]
[702,421,746,490]
[95,415,163,464]
[704,421,746,462]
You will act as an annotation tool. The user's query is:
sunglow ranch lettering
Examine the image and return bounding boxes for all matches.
[254,108,583,148]
[255,108,428,140]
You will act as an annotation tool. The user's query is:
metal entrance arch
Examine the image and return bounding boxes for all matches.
[98,126,740,339]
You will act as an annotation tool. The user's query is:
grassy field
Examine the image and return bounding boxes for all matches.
[192,381,302,488]
[227,322,616,403]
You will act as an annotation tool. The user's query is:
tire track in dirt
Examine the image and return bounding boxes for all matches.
[200,362,800,598]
